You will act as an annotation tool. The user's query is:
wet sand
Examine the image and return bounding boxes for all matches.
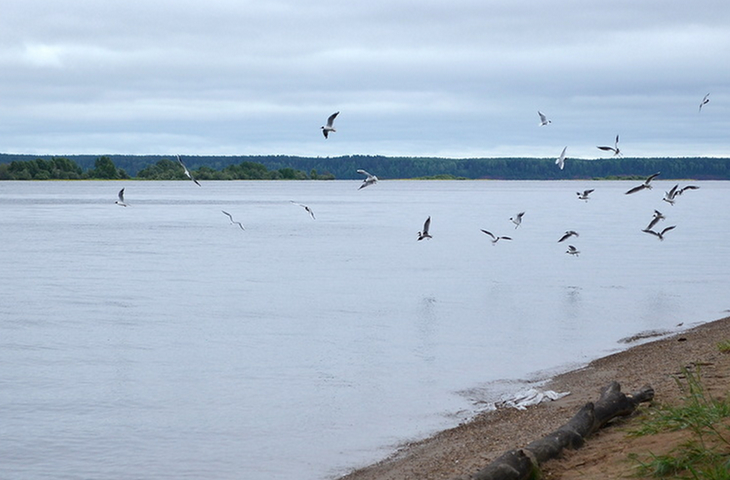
[338,315,730,480]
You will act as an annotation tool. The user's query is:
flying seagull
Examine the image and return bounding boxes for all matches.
[663,184,680,205]
[115,188,127,207]
[646,210,665,231]
[291,201,315,219]
[642,225,676,241]
[221,210,245,230]
[555,146,567,170]
[356,169,378,189]
[625,172,660,194]
[577,189,594,201]
[677,185,700,195]
[566,245,580,256]
[699,93,710,112]
[321,111,339,139]
[177,155,201,186]
[558,230,579,243]
[597,135,621,156]
[417,216,432,241]
[538,111,551,126]
[510,212,525,229]
[481,230,512,245]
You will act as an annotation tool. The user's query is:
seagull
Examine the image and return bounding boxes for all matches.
[558,230,579,243]
[321,111,339,139]
[291,201,315,219]
[677,185,700,195]
[577,189,594,201]
[221,210,244,230]
[356,169,378,189]
[510,212,525,229]
[115,188,127,207]
[566,245,580,256]
[481,230,512,245]
[663,184,680,205]
[555,146,567,170]
[642,225,676,241]
[646,210,665,231]
[417,216,432,241]
[699,93,710,112]
[625,172,660,194]
[597,134,621,156]
[177,155,201,186]
[538,111,551,126]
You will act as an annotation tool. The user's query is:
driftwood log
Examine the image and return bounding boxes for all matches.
[465,381,655,480]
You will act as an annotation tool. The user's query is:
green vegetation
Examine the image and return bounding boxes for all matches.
[718,340,730,354]
[629,367,730,478]
[1,153,729,181]
[412,174,468,180]
[0,156,322,181]
[0,156,129,180]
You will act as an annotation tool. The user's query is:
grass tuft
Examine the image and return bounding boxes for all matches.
[629,367,730,478]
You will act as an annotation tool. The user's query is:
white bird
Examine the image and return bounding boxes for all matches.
[417,216,432,241]
[291,201,315,219]
[699,93,710,112]
[566,245,580,256]
[538,111,551,126]
[177,155,201,186]
[646,210,665,231]
[597,134,621,156]
[221,210,245,230]
[356,169,378,189]
[481,230,512,245]
[558,230,579,243]
[115,188,127,207]
[642,225,676,241]
[555,146,567,170]
[663,184,680,205]
[625,172,660,194]
[510,212,525,229]
[577,189,594,201]
[321,111,339,139]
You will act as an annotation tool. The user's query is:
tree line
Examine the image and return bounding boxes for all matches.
[1,153,729,181]
[0,156,323,181]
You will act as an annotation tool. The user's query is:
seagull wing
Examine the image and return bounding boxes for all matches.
[423,216,431,235]
[645,172,661,184]
[118,188,125,202]
[597,146,617,153]
[660,225,676,236]
[481,229,496,240]
[625,184,646,195]
[678,185,699,195]
[221,210,234,222]
[326,111,339,127]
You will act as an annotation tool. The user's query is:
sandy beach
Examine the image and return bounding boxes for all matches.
[338,315,730,480]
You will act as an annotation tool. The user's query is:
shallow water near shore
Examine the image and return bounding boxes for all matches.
[1,179,729,480]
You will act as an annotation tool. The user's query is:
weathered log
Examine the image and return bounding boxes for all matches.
[466,382,654,480]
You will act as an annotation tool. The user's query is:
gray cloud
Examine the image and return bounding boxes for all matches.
[1,0,728,157]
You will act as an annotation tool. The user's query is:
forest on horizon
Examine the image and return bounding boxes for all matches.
[1,153,729,181]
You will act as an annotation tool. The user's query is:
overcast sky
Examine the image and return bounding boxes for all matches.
[1,0,728,158]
